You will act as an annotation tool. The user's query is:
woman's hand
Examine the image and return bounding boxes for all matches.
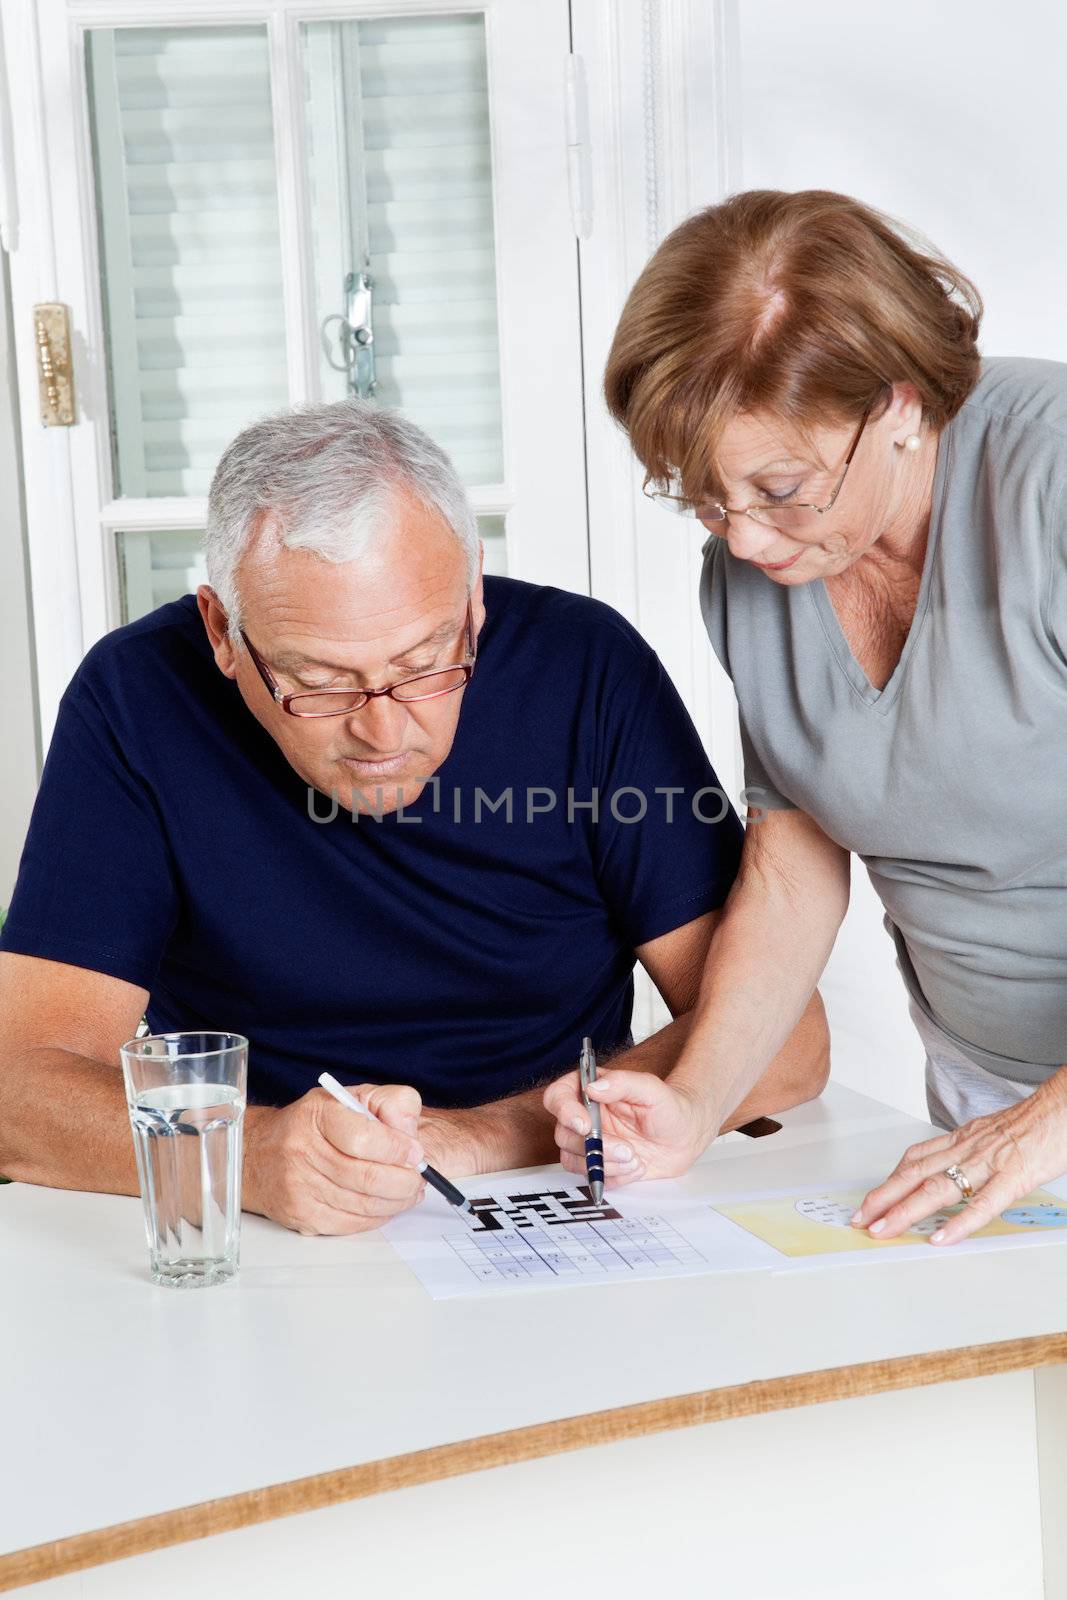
[852,1072,1067,1245]
[543,1069,717,1187]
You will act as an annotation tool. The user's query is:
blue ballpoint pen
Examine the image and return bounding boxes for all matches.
[579,1036,605,1205]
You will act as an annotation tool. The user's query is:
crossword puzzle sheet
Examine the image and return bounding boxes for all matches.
[383,1169,774,1299]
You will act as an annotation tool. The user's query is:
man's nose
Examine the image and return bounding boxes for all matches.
[346,691,408,748]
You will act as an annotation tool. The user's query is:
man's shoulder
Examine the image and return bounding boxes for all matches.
[61,596,219,757]
[485,575,653,669]
[75,595,208,697]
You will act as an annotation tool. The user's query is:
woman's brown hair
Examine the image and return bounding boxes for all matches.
[604,189,982,502]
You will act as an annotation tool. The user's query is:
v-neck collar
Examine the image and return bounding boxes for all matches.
[807,423,953,713]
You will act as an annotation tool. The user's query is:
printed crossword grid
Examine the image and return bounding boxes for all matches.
[447,1186,706,1283]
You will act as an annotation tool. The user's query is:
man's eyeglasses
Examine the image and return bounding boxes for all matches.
[240,600,477,719]
[644,406,871,530]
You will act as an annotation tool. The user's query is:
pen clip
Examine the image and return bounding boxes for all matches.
[579,1036,596,1107]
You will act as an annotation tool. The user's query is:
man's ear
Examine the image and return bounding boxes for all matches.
[197,585,238,680]
[471,565,486,640]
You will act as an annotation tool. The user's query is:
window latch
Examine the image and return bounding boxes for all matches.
[321,270,377,400]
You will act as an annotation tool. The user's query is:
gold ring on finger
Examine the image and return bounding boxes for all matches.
[944,1163,975,1201]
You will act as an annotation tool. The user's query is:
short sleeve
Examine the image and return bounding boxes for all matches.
[0,670,179,990]
[739,716,797,813]
[1044,479,1067,665]
[591,646,743,949]
[700,526,797,814]
[698,533,732,679]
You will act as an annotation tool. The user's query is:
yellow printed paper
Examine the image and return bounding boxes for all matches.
[714,1189,1067,1258]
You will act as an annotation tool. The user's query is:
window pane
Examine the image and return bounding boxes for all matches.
[116,530,206,623]
[302,15,504,486]
[86,26,288,498]
[479,514,507,577]
[117,516,505,624]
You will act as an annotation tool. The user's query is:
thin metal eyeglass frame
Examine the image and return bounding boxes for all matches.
[644,405,872,526]
[240,600,477,719]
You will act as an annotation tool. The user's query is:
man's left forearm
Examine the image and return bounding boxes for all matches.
[420,990,828,1176]
[418,1086,558,1177]
[418,1016,708,1176]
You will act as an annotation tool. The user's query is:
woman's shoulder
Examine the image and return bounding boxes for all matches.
[699,534,738,679]
[963,357,1067,440]
[948,360,1067,655]
[698,533,788,682]
[949,358,1067,527]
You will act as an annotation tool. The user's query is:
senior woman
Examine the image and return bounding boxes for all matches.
[545,188,1067,1247]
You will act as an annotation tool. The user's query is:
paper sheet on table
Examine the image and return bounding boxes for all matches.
[383,1167,1067,1299]
[712,1177,1067,1273]
[383,1168,778,1299]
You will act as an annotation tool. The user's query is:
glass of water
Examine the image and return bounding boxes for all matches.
[120,1032,248,1288]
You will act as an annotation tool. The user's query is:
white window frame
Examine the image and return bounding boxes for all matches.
[573,0,743,797]
[5,0,588,742]
[572,0,743,1036]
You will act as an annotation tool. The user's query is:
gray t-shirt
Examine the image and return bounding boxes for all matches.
[700,357,1067,1087]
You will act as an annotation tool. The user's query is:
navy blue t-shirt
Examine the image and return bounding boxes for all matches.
[2,578,742,1107]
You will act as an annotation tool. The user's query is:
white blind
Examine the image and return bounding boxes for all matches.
[117,516,506,626]
[304,14,504,485]
[88,14,509,623]
[86,25,288,498]
[117,530,208,620]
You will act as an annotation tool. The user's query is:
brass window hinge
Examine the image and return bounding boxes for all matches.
[33,302,75,426]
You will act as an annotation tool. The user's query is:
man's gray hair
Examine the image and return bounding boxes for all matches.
[204,399,480,636]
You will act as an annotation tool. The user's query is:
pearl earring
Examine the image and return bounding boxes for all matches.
[902,433,921,452]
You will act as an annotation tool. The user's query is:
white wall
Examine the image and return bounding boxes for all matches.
[739,0,1067,363]
[0,254,39,909]
[733,0,1067,1121]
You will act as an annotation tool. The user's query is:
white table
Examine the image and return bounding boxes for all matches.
[3,1082,1067,1599]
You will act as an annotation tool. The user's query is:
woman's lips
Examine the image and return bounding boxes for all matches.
[752,550,803,571]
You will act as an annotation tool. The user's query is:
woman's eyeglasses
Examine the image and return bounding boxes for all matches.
[643,406,871,530]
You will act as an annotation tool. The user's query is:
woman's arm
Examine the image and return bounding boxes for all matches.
[545,806,849,1180]
[670,805,850,1140]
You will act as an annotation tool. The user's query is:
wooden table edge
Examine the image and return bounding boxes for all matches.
[4,1329,1066,1592]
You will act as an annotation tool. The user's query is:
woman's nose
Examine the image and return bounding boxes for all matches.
[724,513,777,563]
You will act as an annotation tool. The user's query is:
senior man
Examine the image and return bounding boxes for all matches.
[0,402,827,1235]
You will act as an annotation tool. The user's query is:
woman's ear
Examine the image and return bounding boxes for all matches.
[885,382,925,447]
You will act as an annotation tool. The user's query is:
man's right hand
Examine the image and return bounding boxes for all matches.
[243,1082,427,1235]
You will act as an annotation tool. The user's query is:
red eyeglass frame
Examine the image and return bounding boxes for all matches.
[240,599,477,719]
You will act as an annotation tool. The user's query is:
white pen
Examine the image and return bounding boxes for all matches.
[317,1072,473,1215]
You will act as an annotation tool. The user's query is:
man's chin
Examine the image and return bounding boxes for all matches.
[340,765,431,817]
